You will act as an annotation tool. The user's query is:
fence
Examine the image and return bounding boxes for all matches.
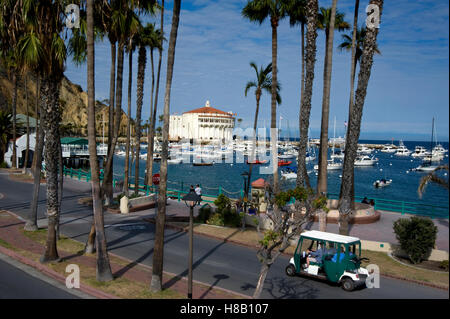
[62,166,449,219]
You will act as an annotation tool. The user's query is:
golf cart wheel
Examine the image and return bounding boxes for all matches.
[341,278,355,292]
[285,264,296,277]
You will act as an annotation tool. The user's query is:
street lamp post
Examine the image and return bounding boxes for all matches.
[182,190,202,299]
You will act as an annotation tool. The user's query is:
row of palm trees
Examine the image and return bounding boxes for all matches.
[0,0,180,292]
[242,0,384,237]
[1,0,384,296]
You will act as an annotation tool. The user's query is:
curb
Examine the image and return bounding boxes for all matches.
[150,219,449,292]
[0,245,119,299]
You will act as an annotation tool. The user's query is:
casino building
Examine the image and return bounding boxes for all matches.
[169,100,235,142]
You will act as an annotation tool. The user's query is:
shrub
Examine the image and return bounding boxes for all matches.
[0,162,8,168]
[393,216,438,264]
[440,260,449,272]
[196,205,211,223]
[207,194,241,227]
[206,213,224,226]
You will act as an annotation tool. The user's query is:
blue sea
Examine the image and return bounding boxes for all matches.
[113,140,449,210]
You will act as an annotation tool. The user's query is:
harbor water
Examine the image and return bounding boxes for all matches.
[112,140,449,215]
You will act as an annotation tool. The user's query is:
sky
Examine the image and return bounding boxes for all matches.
[64,0,449,142]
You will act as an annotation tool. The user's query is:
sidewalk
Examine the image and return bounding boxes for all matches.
[0,210,248,299]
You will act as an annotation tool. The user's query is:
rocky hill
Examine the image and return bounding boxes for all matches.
[0,66,129,136]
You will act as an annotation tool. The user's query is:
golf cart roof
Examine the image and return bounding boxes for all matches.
[300,230,360,244]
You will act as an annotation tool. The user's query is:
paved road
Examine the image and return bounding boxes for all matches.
[0,252,91,299]
[0,174,448,299]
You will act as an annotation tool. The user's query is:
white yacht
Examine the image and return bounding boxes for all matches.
[380,144,397,153]
[415,161,438,172]
[313,159,343,170]
[281,167,297,179]
[354,155,378,166]
[433,144,447,155]
[411,146,428,157]
[394,141,411,156]
[357,145,373,154]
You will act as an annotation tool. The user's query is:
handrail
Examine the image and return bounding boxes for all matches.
[62,166,449,218]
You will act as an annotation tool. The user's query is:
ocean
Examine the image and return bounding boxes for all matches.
[112,140,449,212]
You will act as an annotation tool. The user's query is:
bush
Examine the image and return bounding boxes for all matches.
[206,213,224,226]
[393,216,438,264]
[196,205,211,223]
[0,162,8,168]
[206,194,241,227]
[440,260,449,272]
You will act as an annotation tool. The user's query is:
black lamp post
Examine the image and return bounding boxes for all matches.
[182,190,202,299]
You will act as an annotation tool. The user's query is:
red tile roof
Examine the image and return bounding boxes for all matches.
[183,106,233,117]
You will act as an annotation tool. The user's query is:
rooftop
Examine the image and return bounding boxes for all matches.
[183,100,234,117]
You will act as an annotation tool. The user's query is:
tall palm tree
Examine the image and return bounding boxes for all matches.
[87,0,114,281]
[134,23,159,195]
[242,0,292,194]
[338,25,381,86]
[244,62,280,200]
[18,0,68,263]
[316,5,350,197]
[150,0,180,294]
[288,0,311,188]
[123,32,138,197]
[146,15,165,187]
[338,0,384,235]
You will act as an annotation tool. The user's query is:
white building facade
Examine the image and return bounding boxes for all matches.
[169,101,235,142]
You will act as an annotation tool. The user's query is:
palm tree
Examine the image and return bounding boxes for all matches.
[123,31,138,197]
[17,0,68,263]
[87,0,114,282]
[288,0,312,188]
[244,62,280,200]
[145,22,164,187]
[316,5,350,197]
[150,0,180,294]
[338,0,384,235]
[418,165,449,198]
[338,25,381,86]
[134,23,158,195]
[242,0,292,194]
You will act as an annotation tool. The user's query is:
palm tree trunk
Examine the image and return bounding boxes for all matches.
[104,41,117,206]
[346,0,360,206]
[151,0,179,293]
[11,72,17,168]
[135,45,146,195]
[296,20,313,188]
[145,48,156,186]
[56,138,63,240]
[124,49,133,196]
[40,78,61,263]
[87,0,113,281]
[270,19,279,193]
[24,75,30,172]
[318,3,338,196]
[24,97,45,232]
[31,76,40,175]
[339,0,383,235]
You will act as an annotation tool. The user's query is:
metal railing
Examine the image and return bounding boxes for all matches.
[62,166,449,218]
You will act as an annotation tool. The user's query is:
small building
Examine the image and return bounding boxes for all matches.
[169,100,235,143]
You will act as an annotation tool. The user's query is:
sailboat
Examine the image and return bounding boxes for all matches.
[415,118,439,172]
[314,117,342,170]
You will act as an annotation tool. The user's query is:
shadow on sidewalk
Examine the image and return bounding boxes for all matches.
[162,228,240,295]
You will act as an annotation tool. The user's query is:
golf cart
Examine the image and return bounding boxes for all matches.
[286,230,370,291]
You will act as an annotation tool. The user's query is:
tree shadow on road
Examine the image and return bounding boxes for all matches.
[162,229,241,292]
